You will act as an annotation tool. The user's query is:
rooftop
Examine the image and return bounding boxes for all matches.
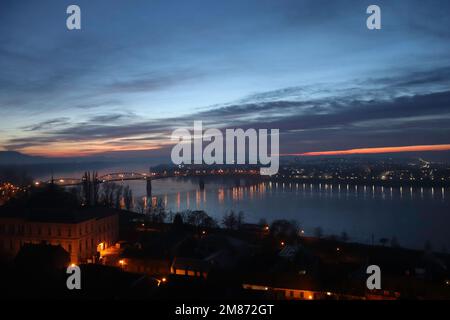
[0,185,119,223]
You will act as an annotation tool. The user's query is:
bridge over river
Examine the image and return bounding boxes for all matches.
[34,169,259,198]
[35,171,182,198]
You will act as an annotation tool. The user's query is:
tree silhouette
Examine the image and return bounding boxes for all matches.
[390,236,400,248]
[123,185,133,210]
[341,231,349,242]
[379,238,388,247]
[222,210,238,230]
[187,210,216,228]
[424,240,433,252]
[314,226,323,239]
[173,213,184,225]
[271,220,299,241]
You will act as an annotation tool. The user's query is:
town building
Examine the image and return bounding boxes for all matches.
[0,186,119,264]
[171,257,210,279]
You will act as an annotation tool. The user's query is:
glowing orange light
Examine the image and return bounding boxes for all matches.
[283,144,450,157]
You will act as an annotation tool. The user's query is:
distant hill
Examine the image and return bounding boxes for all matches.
[0,151,113,165]
[0,151,50,165]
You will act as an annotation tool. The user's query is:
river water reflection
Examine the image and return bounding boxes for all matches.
[123,176,450,252]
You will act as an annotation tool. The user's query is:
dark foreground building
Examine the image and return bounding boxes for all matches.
[0,185,119,264]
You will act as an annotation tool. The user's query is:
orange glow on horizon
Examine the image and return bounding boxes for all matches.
[17,140,166,158]
[14,140,450,159]
[284,144,450,157]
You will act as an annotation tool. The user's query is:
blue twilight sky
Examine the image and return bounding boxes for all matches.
[0,0,450,158]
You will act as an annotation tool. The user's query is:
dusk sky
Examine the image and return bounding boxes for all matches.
[1,0,450,159]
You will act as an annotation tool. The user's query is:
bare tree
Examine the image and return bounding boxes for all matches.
[222,211,238,230]
[135,197,146,214]
[148,198,167,222]
[379,238,388,247]
[68,186,83,205]
[100,182,118,208]
[82,171,91,205]
[258,218,268,227]
[173,213,184,225]
[82,171,99,206]
[114,185,123,209]
[271,220,300,241]
[237,211,245,229]
[390,236,400,248]
[314,226,323,239]
[424,240,433,252]
[123,185,133,210]
[187,210,217,228]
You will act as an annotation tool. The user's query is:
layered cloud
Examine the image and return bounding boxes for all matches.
[3,66,450,158]
[0,0,449,158]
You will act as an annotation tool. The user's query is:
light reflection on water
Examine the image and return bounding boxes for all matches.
[116,177,450,251]
[40,162,448,252]
[142,180,447,209]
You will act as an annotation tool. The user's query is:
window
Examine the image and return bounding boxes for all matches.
[48,227,52,236]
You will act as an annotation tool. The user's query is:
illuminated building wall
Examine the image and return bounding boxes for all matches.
[0,211,118,264]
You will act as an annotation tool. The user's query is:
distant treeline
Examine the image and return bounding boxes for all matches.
[0,166,33,185]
